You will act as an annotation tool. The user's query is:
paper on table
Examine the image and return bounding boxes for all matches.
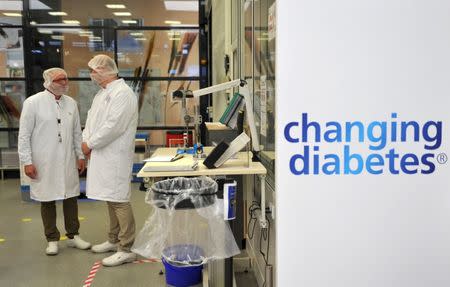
[143,155,174,162]
[143,162,197,172]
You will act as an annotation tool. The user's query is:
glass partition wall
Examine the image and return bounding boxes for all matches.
[236,1,276,286]
[0,0,206,149]
[0,0,25,149]
[241,0,275,153]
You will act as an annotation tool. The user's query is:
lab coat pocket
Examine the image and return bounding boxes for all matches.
[98,147,120,187]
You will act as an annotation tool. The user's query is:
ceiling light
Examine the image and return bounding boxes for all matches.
[30,21,37,25]
[122,20,137,24]
[35,27,82,34]
[37,29,53,34]
[63,20,80,25]
[164,1,198,11]
[114,12,131,16]
[165,20,181,25]
[48,11,68,16]
[51,35,65,40]
[72,42,87,48]
[3,12,22,17]
[168,24,196,27]
[130,32,143,36]
[79,32,93,38]
[167,31,181,36]
[89,36,102,42]
[134,38,147,41]
[106,4,126,9]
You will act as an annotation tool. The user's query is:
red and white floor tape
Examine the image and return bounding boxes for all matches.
[82,258,160,286]
[82,261,102,287]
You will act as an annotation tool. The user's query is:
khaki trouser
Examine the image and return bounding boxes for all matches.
[107,201,136,252]
[41,197,80,242]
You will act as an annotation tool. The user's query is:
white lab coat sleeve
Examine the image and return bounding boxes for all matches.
[73,105,84,159]
[87,93,134,150]
[18,99,35,165]
[82,108,91,142]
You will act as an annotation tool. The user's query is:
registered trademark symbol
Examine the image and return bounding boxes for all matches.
[437,153,448,164]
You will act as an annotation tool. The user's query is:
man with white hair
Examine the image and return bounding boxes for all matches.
[18,68,91,255]
[82,55,138,266]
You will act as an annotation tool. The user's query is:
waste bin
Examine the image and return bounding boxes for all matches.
[132,176,240,287]
[162,244,204,287]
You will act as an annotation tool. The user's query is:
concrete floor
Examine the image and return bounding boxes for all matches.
[0,178,258,287]
[0,179,167,287]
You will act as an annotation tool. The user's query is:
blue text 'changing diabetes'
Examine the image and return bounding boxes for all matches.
[284,113,443,175]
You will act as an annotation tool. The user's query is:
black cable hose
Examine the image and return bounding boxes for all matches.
[247,201,272,287]
[259,214,271,265]
[248,217,257,240]
[247,204,260,240]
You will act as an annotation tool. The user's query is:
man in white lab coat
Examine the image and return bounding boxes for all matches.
[18,68,91,255]
[82,55,138,267]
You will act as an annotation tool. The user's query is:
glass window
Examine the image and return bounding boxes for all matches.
[29,0,199,27]
[117,29,199,77]
[45,79,200,127]
[29,27,115,80]
[254,0,275,151]
[0,1,23,25]
[29,27,200,79]
[0,131,10,148]
[0,80,26,128]
[242,0,275,152]
[67,79,99,125]
[137,80,199,127]
[0,28,24,77]
[128,79,199,127]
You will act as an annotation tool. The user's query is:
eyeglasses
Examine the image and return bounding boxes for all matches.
[53,77,68,83]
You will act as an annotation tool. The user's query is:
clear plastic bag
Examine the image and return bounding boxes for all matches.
[132,177,240,265]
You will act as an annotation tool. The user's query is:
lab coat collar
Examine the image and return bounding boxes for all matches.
[104,78,124,90]
[44,89,66,103]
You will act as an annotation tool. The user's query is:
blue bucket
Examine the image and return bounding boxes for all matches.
[162,245,204,287]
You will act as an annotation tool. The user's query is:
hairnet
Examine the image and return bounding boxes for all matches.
[88,55,118,76]
[43,68,67,90]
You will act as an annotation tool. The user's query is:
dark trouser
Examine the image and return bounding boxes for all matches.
[41,197,80,242]
[107,201,136,252]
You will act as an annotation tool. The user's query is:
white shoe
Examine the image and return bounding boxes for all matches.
[102,251,137,267]
[46,241,59,256]
[91,241,117,253]
[67,235,91,250]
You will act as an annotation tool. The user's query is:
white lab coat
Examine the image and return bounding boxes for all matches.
[83,79,138,202]
[18,90,83,202]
